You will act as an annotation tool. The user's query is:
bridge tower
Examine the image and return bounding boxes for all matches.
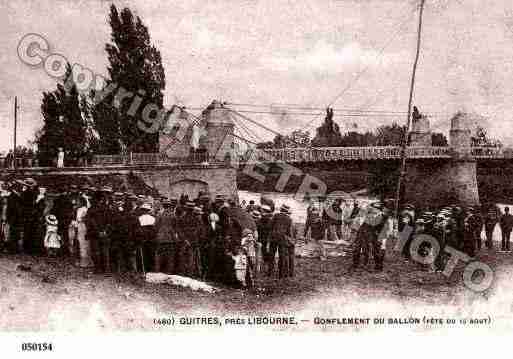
[201,100,236,163]
[403,113,479,208]
[151,100,238,202]
[409,113,431,146]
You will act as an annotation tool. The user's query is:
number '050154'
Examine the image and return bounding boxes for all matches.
[21,343,53,351]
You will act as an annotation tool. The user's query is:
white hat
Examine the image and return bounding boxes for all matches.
[45,214,58,226]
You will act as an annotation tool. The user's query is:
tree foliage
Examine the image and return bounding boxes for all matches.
[92,4,166,153]
[256,130,311,149]
[311,108,343,147]
[431,132,448,146]
[37,65,88,165]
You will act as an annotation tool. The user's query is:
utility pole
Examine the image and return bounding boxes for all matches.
[394,0,426,218]
[13,96,18,170]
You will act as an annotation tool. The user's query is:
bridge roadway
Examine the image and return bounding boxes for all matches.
[247,146,510,163]
[89,146,510,166]
[0,146,508,171]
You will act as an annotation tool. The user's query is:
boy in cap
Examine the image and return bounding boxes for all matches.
[241,228,257,287]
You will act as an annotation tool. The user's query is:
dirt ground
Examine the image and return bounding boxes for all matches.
[1,240,513,332]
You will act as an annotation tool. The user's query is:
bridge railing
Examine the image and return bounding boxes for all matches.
[252,146,453,162]
[91,152,213,167]
[90,154,128,166]
[17,146,509,169]
[407,146,451,158]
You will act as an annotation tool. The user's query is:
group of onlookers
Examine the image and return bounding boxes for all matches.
[300,196,513,274]
[397,203,513,272]
[2,176,512,286]
[0,178,297,289]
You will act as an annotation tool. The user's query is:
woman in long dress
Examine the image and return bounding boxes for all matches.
[74,194,93,267]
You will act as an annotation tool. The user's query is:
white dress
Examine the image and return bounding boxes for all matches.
[57,151,64,168]
[44,225,61,249]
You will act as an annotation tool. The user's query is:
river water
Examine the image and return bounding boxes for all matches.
[238,190,511,244]
[238,190,376,224]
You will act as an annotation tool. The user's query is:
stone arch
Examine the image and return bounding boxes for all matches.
[169,179,209,200]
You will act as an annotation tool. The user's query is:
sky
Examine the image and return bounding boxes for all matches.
[1,0,513,153]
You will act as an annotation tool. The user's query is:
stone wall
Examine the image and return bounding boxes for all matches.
[403,159,479,207]
[136,165,238,202]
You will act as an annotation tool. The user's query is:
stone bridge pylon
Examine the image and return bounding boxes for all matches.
[403,113,480,208]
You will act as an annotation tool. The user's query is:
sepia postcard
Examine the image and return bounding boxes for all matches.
[1,0,513,356]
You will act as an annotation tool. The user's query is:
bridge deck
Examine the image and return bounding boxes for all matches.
[0,146,508,171]
[251,146,509,163]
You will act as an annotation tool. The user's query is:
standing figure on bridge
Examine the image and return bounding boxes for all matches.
[57,147,65,168]
[500,207,513,252]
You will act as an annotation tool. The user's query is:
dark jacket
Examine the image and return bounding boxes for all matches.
[155,210,177,244]
[257,215,273,244]
[304,216,325,241]
[271,212,293,243]
[6,192,22,227]
[111,208,131,244]
[500,213,513,232]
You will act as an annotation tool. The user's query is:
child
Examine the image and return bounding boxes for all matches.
[44,214,62,257]
[231,245,248,288]
[241,228,258,282]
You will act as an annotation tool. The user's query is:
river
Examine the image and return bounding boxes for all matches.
[238,190,512,244]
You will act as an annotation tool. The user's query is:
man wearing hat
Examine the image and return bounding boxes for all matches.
[175,201,197,276]
[20,178,37,254]
[500,206,513,252]
[134,202,157,273]
[4,182,23,253]
[154,199,178,274]
[304,206,327,264]
[192,206,208,278]
[257,205,273,264]
[87,193,114,273]
[350,201,390,273]
[269,204,295,278]
[326,198,344,241]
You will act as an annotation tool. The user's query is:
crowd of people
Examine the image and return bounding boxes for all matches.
[0,178,296,289]
[1,176,512,288]
[397,203,513,272]
[301,197,513,274]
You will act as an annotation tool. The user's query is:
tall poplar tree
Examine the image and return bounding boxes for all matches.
[37,65,88,165]
[94,4,166,153]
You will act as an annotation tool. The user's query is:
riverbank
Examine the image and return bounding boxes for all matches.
[1,235,512,332]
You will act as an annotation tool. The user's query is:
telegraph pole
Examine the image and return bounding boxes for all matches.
[394,0,426,217]
[13,96,18,170]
